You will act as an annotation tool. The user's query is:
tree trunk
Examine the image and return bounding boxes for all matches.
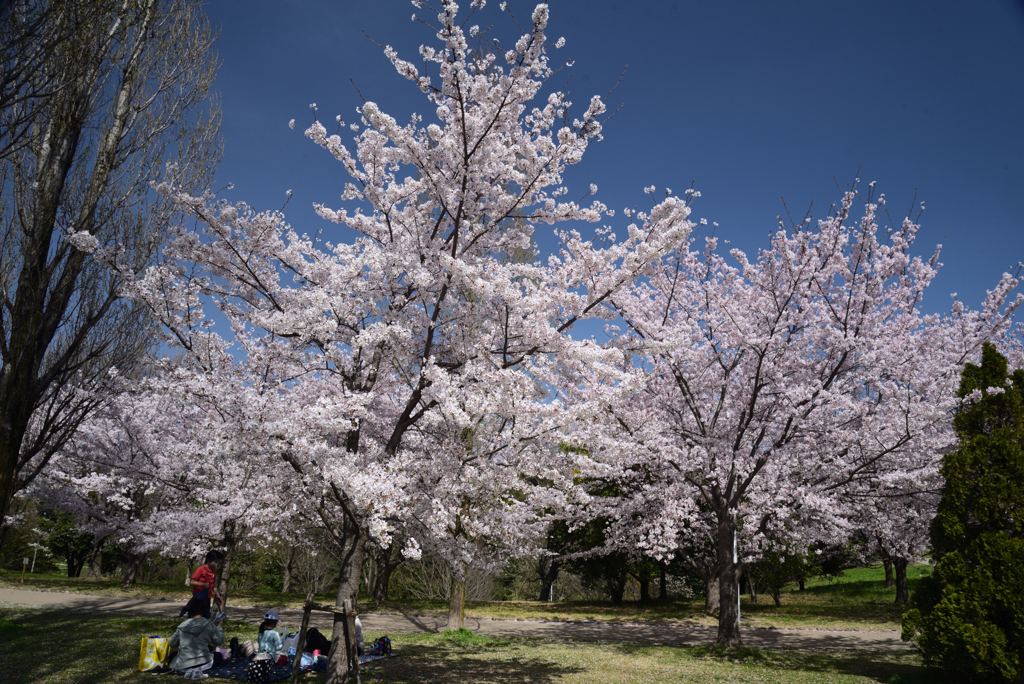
[88,537,105,578]
[215,520,238,610]
[446,571,467,631]
[715,513,742,647]
[893,557,909,605]
[122,551,148,587]
[770,587,781,607]
[365,541,403,603]
[282,545,296,594]
[538,558,560,602]
[705,575,720,614]
[0,397,36,526]
[68,553,87,578]
[185,561,193,587]
[883,558,894,588]
[372,560,397,602]
[608,567,628,606]
[639,576,651,603]
[659,562,668,602]
[798,579,805,591]
[748,575,758,604]
[363,555,376,599]
[325,526,364,684]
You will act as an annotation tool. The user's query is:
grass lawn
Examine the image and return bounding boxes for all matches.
[0,606,946,684]
[738,566,933,631]
[0,564,926,632]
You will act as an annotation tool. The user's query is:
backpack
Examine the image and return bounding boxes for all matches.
[367,636,391,656]
[303,627,331,655]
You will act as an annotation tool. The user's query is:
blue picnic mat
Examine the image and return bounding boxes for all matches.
[205,654,393,680]
[205,657,296,682]
[359,653,393,664]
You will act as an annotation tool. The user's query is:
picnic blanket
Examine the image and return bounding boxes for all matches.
[359,653,393,664]
[204,657,295,682]
[203,654,394,681]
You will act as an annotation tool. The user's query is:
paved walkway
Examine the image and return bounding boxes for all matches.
[0,587,910,651]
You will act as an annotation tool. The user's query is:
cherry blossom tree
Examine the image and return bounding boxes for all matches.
[401,373,569,629]
[862,482,938,605]
[568,187,1021,646]
[28,376,272,590]
[130,2,691,678]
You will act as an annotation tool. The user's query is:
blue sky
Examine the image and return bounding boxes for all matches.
[202,0,1024,317]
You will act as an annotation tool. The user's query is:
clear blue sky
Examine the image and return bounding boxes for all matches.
[202,0,1024,316]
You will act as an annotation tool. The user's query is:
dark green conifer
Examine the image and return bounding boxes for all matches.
[903,343,1024,683]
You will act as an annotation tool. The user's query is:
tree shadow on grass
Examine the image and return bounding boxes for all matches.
[610,643,953,684]
[363,643,583,684]
[0,606,264,684]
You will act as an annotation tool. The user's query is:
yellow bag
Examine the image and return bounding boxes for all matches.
[138,636,169,671]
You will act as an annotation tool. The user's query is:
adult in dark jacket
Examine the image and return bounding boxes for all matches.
[169,599,224,675]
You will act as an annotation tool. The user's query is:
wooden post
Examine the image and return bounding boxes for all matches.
[290,600,363,683]
[21,557,28,583]
[288,593,314,684]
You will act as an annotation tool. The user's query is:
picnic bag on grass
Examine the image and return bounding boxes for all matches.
[247,653,275,684]
[368,636,391,656]
[137,636,169,671]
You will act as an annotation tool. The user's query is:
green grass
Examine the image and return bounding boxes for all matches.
[0,606,947,684]
[0,564,928,632]
[737,565,934,631]
[363,565,928,631]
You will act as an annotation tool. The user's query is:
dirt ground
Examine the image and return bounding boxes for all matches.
[0,586,910,651]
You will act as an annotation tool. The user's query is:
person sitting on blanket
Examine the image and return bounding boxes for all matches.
[354,615,365,656]
[257,610,284,658]
[168,597,225,678]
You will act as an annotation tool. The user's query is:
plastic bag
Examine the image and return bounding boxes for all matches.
[281,631,299,652]
[138,636,168,672]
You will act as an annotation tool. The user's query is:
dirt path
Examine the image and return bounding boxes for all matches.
[0,587,910,651]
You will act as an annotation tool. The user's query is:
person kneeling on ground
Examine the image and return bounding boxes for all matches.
[169,598,225,679]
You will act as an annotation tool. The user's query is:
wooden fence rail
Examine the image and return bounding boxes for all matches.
[288,594,360,684]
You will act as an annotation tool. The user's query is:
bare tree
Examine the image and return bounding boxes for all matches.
[0,1,116,160]
[0,0,220,530]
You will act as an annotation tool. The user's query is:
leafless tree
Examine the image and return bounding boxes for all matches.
[0,0,221,531]
[0,1,115,160]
